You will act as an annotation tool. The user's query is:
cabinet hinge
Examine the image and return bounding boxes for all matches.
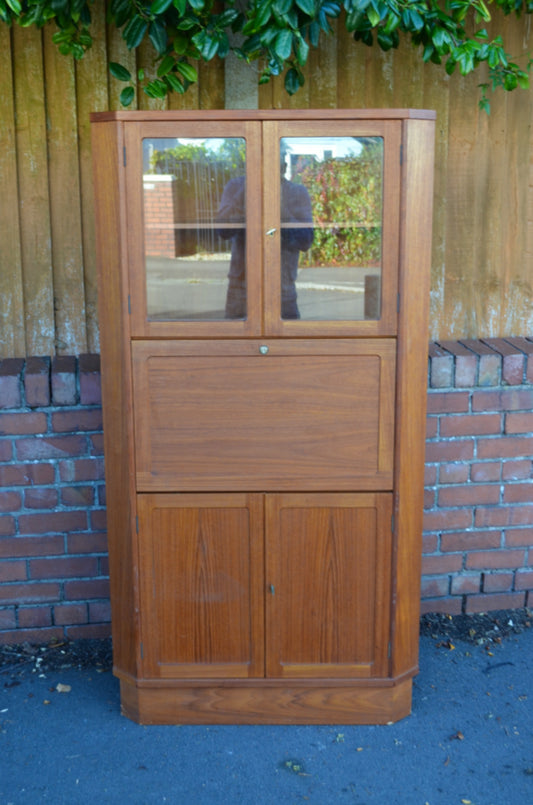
[399,143,403,166]
[140,642,144,659]
[123,145,127,167]
[135,515,139,533]
[397,293,400,314]
[128,295,132,315]
[388,641,392,659]
[391,514,395,534]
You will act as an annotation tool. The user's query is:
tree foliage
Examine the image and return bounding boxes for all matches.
[1,0,532,110]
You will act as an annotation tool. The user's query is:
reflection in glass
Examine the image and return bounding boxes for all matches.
[142,137,246,321]
[280,136,384,321]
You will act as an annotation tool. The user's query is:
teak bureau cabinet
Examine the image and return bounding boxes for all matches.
[91,109,435,725]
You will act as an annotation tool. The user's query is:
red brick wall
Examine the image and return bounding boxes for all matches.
[423,338,533,614]
[0,340,532,644]
[143,175,178,258]
[0,356,108,644]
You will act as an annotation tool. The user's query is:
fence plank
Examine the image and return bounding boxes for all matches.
[0,27,25,356]
[500,16,533,335]
[198,57,225,110]
[75,4,110,353]
[43,29,87,355]
[13,26,55,356]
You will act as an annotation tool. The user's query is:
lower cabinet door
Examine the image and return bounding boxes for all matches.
[137,492,392,682]
[265,493,393,679]
[137,493,265,679]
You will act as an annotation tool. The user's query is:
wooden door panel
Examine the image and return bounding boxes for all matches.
[265,493,392,678]
[132,339,395,491]
[138,493,264,679]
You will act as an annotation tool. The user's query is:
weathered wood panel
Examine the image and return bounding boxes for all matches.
[1,15,532,357]
[0,27,25,356]
[43,28,87,355]
[12,25,55,356]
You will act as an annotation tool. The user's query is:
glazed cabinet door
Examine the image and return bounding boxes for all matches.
[262,120,401,337]
[265,493,393,679]
[125,120,263,339]
[122,115,401,339]
[137,493,265,679]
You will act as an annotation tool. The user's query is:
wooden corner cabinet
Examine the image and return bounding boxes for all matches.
[91,109,435,725]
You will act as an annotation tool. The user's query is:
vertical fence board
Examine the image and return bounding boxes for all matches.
[443,68,480,337]
[198,57,225,110]
[137,40,168,112]
[307,20,337,108]
[336,20,367,107]
[0,27,25,356]
[43,29,87,355]
[500,17,533,336]
[13,26,55,356]
[423,61,451,341]
[75,4,110,353]
[107,26,137,111]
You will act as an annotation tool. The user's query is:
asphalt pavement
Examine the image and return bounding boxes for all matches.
[1,628,532,805]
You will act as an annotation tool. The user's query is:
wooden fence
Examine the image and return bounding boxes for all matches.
[1,9,532,357]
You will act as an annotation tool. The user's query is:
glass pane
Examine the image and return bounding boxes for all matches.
[280,136,383,321]
[142,137,247,321]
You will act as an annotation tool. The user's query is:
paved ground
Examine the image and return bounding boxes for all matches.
[1,625,532,805]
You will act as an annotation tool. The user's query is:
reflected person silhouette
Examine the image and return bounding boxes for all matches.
[216,148,313,319]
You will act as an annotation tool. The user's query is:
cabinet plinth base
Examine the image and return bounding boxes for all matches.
[118,677,413,725]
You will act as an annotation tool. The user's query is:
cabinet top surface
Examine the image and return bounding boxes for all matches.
[90,108,436,123]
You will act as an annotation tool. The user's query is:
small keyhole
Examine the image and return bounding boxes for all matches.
[259,345,269,355]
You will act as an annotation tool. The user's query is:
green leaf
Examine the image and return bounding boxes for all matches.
[173,0,186,14]
[367,6,380,26]
[295,34,309,64]
[377,30,394,50]
[217,8,239,27]
[164,72,185,92]
[120,86,135,106]
[172,32,190,53]
[273,28,293,59]
[150,0,174,14]
[197,32,219,60]
[123,16,148,49]
[157,53,176,76]
[176,16,198,29]
[149,19,167,53]
[188,0,205,9]
[176,60,198,81]
[345,8,366,30]
[109,61,132,81]
[253,2,273,30]
[503,72,518,89]
[284,65,303,94]
[144,78,168,98]
[6,0,22,14]
[109,0,131,27]
[445,57,457,75]
[295,0,315,14]
[309,20,320,45]
[273,0,292,14]
[408,8,424,30]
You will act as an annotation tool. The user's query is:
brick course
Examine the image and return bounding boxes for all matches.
[0,356,108,644]
[0,341,532,643]
[424,337,533,615]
